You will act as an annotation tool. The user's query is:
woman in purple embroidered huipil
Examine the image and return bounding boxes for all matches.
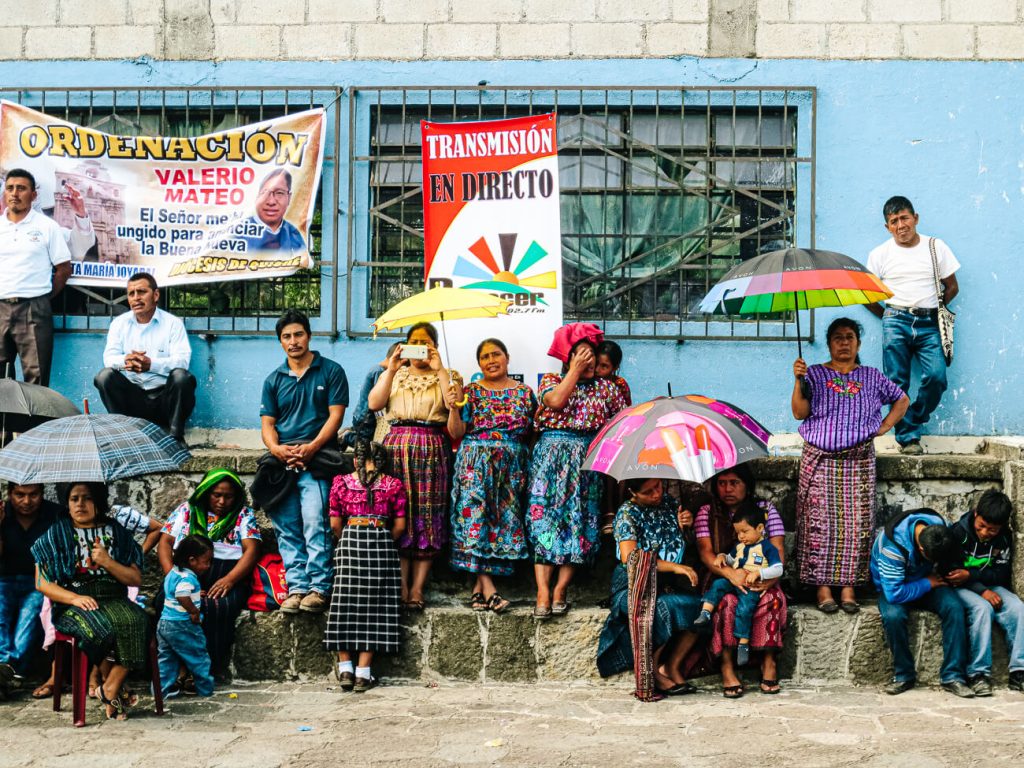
[791,318,909,614]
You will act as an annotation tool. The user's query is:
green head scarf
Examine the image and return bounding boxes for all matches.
[187,467,247,543]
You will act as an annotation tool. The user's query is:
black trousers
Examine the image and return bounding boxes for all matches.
[93,367,197,440]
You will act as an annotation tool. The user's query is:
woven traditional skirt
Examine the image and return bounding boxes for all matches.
[450,437,529,576]
[53,577,148,671]
[525,430,602,565]
[384,424,450,559]
[323,525,401,653]
[199,557,251,675]
[796,439,877,586]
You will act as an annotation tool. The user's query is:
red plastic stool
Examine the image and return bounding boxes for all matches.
[52,631,165,726]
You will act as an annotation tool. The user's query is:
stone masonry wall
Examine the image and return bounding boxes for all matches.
[2,0,1023,61]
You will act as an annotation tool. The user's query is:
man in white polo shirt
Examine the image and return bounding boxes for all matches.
[0,169,72,386]
[94,272,196,442]
[866,195,960,455]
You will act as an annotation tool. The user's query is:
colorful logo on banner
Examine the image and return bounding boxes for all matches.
[0,101,325,287]
[421,113,563,387]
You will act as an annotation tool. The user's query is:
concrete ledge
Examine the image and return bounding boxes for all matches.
[231,603,1009,687]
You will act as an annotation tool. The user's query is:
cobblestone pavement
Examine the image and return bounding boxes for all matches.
[3,679,1024,767]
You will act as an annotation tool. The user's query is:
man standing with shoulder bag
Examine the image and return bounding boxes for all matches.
[866,196,960,455]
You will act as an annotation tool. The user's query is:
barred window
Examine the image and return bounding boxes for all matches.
[0,88,341,336]
[348,86,816,341]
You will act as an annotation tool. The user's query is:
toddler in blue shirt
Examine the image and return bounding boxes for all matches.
[693,504,783,667]
[157,535,215,697]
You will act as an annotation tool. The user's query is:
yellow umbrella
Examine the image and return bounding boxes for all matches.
[372,287,511,333]
[372,287,513,368]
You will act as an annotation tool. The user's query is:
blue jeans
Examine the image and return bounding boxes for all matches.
[157,618,214,696]
[882,308,947,445]
[957,586,1024,677]
[703,576,761,640]
[267,471,333,595]
[0,574,44,675]
[878,586,968,684]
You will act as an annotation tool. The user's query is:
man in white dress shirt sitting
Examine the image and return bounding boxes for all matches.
[94,273,196,441]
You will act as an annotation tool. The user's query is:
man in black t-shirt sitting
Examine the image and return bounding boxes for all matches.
[0,483,59,695]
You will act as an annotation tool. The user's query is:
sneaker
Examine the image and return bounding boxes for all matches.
[163,681,183,699]
[899,440,924,455]
[280,593,305,614]
[299,592,328,613]
[692,609,712,627]
[884,678,915,695]
[968,675,993,697]
[736,644,750,667]
[181,675,197,696]
[353,676,378,693]
[941,680,976,698]
[1009,670,1024,692]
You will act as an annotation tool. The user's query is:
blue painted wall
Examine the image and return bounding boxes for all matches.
[18,58,1024,435]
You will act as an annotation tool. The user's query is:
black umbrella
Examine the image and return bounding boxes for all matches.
[0,379,81,440]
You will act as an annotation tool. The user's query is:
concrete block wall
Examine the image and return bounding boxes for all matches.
[1,0,1022,60]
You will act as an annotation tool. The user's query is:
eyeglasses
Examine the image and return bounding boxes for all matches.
[259,189,291,201]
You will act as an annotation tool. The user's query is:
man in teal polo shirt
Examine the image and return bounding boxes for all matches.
[260,309,347,613]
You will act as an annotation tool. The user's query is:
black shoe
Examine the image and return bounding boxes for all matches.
[353,676,378,693]
[163,681,183,699]
[884,678,915,695]
[941,680,975,698]
[1009,670,1024,692]
[967,675,993,697]
[693,609,712,627]
[338,671,355,692]
[736,644,750,667]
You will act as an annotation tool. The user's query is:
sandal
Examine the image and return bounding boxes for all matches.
[551,601,571,616]
[759,678,781,695]
[469,592,488,612]
[486,593,511,614]
[31,683,54,699]
[119,688,140,708]
[403,600,426,612]
[533,604,552,620]
[98,687,128,721]
[660,682,699,696]
[722,684,744,699]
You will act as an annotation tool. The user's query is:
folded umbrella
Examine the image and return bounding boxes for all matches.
[0,414,191,484]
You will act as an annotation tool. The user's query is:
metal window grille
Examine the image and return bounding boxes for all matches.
[0,87,342,336]
[347,85,816,341]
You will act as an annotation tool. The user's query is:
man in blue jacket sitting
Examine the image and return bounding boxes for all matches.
[870,507,974,697]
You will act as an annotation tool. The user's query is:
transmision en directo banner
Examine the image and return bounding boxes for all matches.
[421,113,563,388]
[0,101,324,287]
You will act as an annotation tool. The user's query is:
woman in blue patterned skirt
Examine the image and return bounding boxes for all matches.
[449,338,536,613]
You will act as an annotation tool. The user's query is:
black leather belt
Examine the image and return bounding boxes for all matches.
[887,305,937,317]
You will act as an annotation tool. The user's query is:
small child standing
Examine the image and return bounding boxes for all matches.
[596,340,632,536]
[595,340,632,407]
[950,489,1024,696]
[324,439,407,693]
[693,505,783,667]
[157,535,215,698]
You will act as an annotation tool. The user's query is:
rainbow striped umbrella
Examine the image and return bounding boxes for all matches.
[698,247,892,356]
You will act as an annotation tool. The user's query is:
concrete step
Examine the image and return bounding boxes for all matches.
[231,602,1010,687]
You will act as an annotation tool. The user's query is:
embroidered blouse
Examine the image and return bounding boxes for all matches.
[328,472,407,521]
[460,381,537,441]
[612,495,686,564]
[534,374,627,433]
[799,364,905,452]
[384,366,463,424]
[161,503,262,561]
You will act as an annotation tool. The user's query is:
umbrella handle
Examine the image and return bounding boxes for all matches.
[794,290,803,360]
[438,311,452,371]
[83,398,91,415]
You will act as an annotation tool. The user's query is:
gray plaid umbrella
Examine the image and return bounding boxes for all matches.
[0,414,191,484]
